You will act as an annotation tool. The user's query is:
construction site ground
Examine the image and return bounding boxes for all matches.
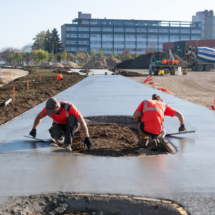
[121,69,215,109]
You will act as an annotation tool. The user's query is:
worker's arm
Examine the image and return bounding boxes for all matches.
[77,116,89,138]
[133,111,142,119]
[174,112,186,132]
[77,116,92,149]
[33,112,46,129]
[29,112,45,137]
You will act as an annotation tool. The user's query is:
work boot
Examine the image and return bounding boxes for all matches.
[142,139,149,148]
[65,144,72,151]
[150,139,158,151]
[52,137,65,146]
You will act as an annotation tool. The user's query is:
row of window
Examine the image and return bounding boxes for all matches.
[66,34,193,38]
[66,27,201,34]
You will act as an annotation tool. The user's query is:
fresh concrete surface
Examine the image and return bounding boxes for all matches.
[0,76,215,214]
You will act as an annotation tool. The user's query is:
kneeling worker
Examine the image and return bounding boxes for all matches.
[29,97,92,151]
[133,94,185,150]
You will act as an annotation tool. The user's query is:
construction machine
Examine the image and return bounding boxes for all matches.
[149,51,179,76]
[185,46,215,71]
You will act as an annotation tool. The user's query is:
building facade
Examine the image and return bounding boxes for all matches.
[61,12,201,55]
[192,10,215,40]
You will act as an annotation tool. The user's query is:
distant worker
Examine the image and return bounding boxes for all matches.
[133,94,185,150]
[29,97,92,151]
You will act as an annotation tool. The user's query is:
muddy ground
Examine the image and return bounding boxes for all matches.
[0,69,85,126]
[122,69,215,109]
[0,192,183,215]
[68,116,168,157]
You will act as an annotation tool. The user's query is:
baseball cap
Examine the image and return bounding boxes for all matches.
[45,97,58,115]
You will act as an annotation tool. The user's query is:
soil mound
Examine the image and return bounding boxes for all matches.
[115,53,154,69]
[120,71,146,77]
[83,56,121,69]
[61,61,78,68]
[63,116,168,157]
[41,62,64,68]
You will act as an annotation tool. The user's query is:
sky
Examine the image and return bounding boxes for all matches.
[0,0,214,50]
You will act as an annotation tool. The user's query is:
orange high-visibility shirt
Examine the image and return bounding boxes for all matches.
[42,101,81,124]
[136,100,176,134]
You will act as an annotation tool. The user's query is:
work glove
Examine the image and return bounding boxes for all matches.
[84,137,92,150]
[179,124,186,132]
[29,129,37,138]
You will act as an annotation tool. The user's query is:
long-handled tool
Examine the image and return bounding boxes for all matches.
[23,135,49,143]
[166,131,195,137]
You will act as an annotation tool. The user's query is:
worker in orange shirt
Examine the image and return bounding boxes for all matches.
[133,94,185,151]
[29,97,92,151]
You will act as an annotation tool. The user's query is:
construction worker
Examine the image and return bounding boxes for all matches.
[133,94,185,151]
[29,97,92,151]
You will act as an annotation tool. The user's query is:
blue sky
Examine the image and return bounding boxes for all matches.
[0,0,214,50]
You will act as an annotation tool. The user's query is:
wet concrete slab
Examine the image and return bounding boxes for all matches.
[0,76,215,214]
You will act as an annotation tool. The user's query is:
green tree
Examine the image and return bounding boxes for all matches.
[51,28,62,54]
[36,49,49,65]
[85,52,90,62]
[44,30,53,53]
[67,53,74,61]
[76,52,83,62]
[8,53,14,65]
[98,48,104,57]
[110,51,114,58]
[134,52,139,58]
[32,31,47,50]
[90,49,96,59]
[48,51,55,62]
[57,53,62,62]
[61,50,67,61]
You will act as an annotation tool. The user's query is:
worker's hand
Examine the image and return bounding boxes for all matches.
[179,124,186,132]
[29,129,37,138]
[84,137,92,150]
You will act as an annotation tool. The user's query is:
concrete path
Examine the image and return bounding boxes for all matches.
[0,76,215,214]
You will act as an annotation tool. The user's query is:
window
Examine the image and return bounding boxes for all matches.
[137,42,147,45]
[78,34,89,38]
[125,42,135,45]
[66,34,77,38]
[148,35,158,39]
[102,21,112,25]
[102,28,112,32]
[79,41,89,45]
[137,28,147,32]
[191,30,201,33]
[181,29,190,33]
[136,21,147,26]
[78,27,89,31]
[191,36,201,40]
[137,35,147,38]
[170,29,179,33]
[114,42,124,45]
[91,41,101,44]
[78,48,89,52]
[148,28,158,32]
[102,34,113,38]
[125,35,135,38]
[125,28,135,32]
[114,35,124,38]
[114,28,124,32]
[181,36,190,40]
[66,27,77,31]
[159,29,169,33]
[91,34,101,38]
[125,21,135,25]
[91,28,101,31]
[66,41,77,44]
[159,35,168,39]
[102,41,112,44]
[66,47,77,51]
[114,21,124,25]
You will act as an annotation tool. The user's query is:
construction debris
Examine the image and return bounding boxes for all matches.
[83,56,121,69]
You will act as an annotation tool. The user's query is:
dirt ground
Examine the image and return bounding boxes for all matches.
[0,192,182,215]
[0,69,29,87]
[123,69,215,109]
[0,69,85,126]
[67,116,168,157]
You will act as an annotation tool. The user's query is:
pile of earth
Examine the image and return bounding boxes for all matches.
[120,71,146,77]
[83,56,121,69]
[40,62,65,68]
[0,193,183,215]
[0,69,85,126]
[60,61,78,68]
[66,116,168,157]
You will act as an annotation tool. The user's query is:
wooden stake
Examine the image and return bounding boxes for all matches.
[27,80,29,91]
[13,87,15,100]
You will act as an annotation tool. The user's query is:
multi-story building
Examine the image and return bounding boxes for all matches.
[61,12,201,55]
[192,10,215,40]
